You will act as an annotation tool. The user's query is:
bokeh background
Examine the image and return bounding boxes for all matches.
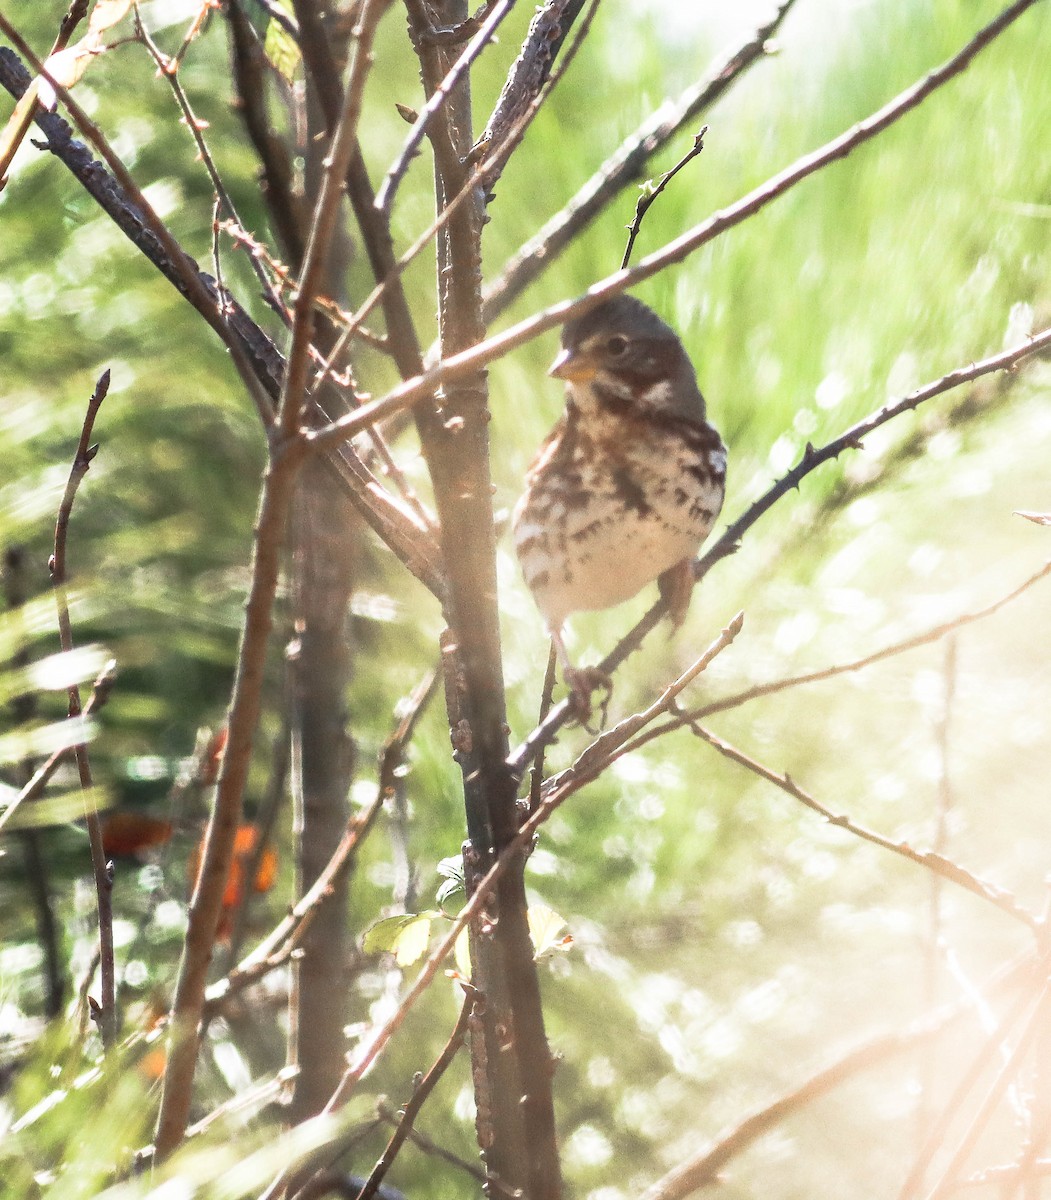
[2,1,1051,1196]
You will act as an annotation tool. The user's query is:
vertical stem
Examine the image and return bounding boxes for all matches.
[154,442,305,1161]
[406,2,562,1195]
[51,372,114,1047]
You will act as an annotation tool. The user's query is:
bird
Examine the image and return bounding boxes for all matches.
[513,293,726,704]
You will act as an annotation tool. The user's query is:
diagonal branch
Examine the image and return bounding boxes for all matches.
[375,0,515,215]
[306,0,1046,449]
[545,612,743,795]
[687,721,1038,931]
[313,0,601,397]
[154,6,391,1159]
[619,557,1051,754]
[350,989,476,1200]
[0,45,444,598]
[280,0,386,439]
[0,17,276,425]
[639,947,1051,1200]
[483,0,798,319]
[621,127,706,270]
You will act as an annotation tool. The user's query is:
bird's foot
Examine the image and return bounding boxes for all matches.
[564,666,613,730]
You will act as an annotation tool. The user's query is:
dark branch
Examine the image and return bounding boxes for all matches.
[621,127,706,270]
[50,369,116,1047]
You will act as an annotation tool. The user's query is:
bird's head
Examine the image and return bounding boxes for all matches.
[549,294,707,421]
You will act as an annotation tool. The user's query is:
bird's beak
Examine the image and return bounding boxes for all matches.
[548,347,597,384]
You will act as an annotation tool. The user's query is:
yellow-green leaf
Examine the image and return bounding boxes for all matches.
[363,912,439,967]
[263,2,301,84]
[528,903,572,960]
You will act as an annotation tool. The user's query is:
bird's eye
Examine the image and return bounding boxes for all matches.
[606,334,629,357]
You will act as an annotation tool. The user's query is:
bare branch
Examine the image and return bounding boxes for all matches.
[225,0,307,267]
[545,612,744,797]
[0,658,116,834]
[281,0,387,439]
[621,127,706,270]
[687,721,1039,931]
[483,0,797,319]
[375,1103,492,1186]
[203,786,385,1017]
[895,948,1051,1200]
[50,370,116,1047]
[473,0,590,189]
[0,47,445,597]
[621,558,1051,752]
[375,0,515,215]
[920,977,1051,1199]
[135,11,287,319]
[349,990,476,1200]
[205,666,435,1018]
[313,0,601,396]
[309,286,1051,467]
[641,1016,964,1200]
[0,18,277,425]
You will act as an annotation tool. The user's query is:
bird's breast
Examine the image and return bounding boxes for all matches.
[513,411,726,627]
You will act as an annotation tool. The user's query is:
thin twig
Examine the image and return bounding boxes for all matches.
[917,637,957,1139]
[639,1010,974,1200]
[381,668,441,912]
[50,369,116,1047]
[483,0,798,319]
[621,127,706,270]
[280,0,386,441]
[313,0,601,396]
[374,0,515,215]
[375,1103,492,1186]
[546,613,744,796]
[616,558,1051,757]
[224,0,306,269]
[308,0,1047,450]
[688,721,1038,930]
[0,658,116,834]
[922,977,1051,1199]
[0,20,277,428]
[134,8,287,320]
[349,990,476,1200]
[896,943,1051,1200]
[528,643,558,815]
[203,777,386,1019]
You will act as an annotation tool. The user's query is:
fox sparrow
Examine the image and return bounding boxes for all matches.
[513,293,726,691]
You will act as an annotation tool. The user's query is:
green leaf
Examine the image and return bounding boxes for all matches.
[436,854,464,904]
[362,912,440,967]
[260,1,301,83]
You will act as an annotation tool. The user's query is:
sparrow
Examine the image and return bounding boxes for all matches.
[513,293,726,697]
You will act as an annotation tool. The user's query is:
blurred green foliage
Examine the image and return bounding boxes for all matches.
[2,1,1051,1197]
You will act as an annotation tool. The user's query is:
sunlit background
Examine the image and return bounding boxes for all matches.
[2,1,1051,1196]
